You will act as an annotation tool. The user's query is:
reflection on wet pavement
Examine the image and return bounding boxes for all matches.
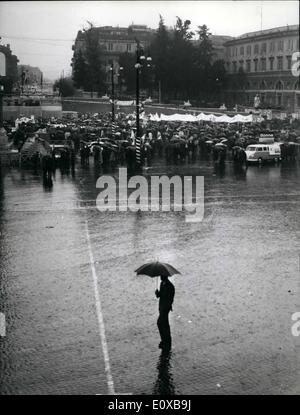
[0,159,300,394]
[153,351,175,395]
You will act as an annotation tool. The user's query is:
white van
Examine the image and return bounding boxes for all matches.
[245,143,281,163]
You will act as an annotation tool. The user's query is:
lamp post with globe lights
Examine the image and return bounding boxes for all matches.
[134,41,152,168]
[110,63,123,122]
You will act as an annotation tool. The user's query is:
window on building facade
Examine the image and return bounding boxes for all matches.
[108,43,113,51]
[260,81,267,90]
[277,40,283,51]
[286,39,293,50]
[127,44,131,52]
[246,45,251,55]
[246,60,251,72]
[261,43,266,53]
[254,59,258,72]
[254,44,259,54]
[269,41,275,52]
[232,61,237,72]
[275,81,283,90]
[286,55,292,70]
[240,46,244,56]
[269,57,274,70]
[277,56,283,70]
[260,58,266,71]
[277,94,282,106]
[297,95,300,107]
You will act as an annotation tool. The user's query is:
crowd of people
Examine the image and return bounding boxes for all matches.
[3,111,300,177]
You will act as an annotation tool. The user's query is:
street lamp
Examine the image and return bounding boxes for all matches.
[110,63,123,122]
[0,83,4,129]
[135,42,151,168]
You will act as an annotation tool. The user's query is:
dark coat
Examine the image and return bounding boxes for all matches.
[157,279,175,313]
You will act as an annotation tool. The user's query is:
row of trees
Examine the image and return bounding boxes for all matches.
[67,17,243,102]
[145,16,227,102]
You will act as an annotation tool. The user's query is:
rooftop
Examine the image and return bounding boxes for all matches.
[235,24,299,40]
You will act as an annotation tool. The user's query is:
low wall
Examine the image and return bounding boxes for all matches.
[62,98,241,117]
[62,99,131,114]
[3,105,62,121]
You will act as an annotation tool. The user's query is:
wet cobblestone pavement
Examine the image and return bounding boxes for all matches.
[0,160,299,394]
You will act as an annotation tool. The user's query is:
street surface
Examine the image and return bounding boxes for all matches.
[0,159,300,394]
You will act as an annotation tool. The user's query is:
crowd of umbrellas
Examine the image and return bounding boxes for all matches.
[3,110,300,171]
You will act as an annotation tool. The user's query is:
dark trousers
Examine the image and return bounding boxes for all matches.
[157,310,171,347]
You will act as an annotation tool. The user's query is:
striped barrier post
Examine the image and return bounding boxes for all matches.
[135,53,141,167]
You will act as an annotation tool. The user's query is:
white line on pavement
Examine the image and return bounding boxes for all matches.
[85,220,115,395]
[0,312,6,337]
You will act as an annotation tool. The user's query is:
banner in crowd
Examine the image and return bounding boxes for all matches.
[147,112,262,123]
[116,100,135,106]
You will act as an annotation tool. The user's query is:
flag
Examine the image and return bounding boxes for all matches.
[111,121,117,137]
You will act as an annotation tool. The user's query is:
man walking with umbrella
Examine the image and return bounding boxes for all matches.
[155,275,175,351]
[135,261,180,352]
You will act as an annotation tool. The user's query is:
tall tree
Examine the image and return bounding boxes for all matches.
[53,77,75,97]
[168,17,195,99]
[118,52,136,94]
[209,59,227,103]
[193,24,215,101]
[149,15,171,101]
[195,25,213,63]
[72,49,87,89]
[83,22,106,96]
[174,17,194,40]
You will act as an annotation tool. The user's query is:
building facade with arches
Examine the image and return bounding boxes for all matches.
[223,25,299,113]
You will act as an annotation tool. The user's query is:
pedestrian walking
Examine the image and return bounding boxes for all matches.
[155,275,175,351]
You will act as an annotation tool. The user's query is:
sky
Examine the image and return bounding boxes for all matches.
[0,0,298,80]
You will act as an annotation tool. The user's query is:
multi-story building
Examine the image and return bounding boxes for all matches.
[17,65,43,86]
[72,24,155,87]
[223,25,299,112]
[0,43,19,90]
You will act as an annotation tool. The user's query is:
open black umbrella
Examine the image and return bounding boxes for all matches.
[135,261,181,278]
